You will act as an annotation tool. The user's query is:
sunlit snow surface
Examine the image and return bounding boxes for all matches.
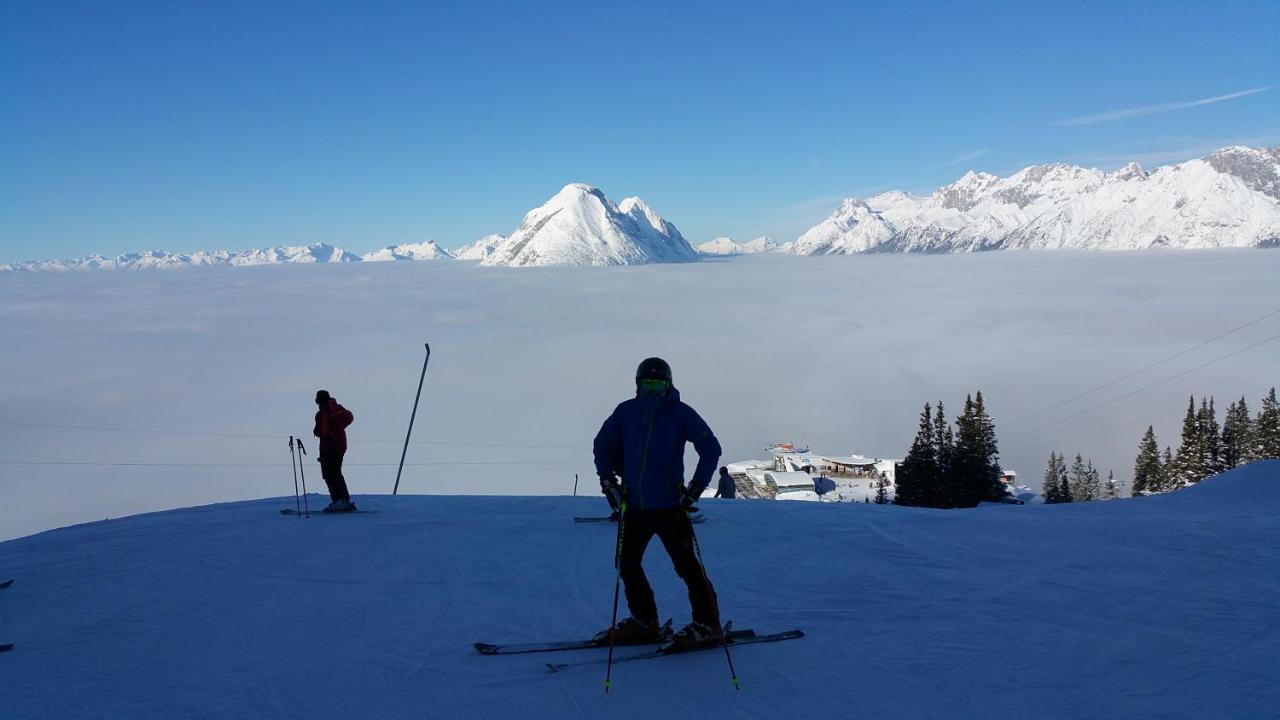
[1,251,1279,540]
[0,461,1276,719]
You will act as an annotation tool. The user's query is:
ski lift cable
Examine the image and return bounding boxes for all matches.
[0,459,581,468]
[0,421,587,451]
[1009,331,1280,439]
[1006,306,1280,427]
[1018,357,1280,445]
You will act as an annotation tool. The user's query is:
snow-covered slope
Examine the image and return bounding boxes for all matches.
[790,145,1280,254]
[2,243,364,271]
[1,461,1276,719]
[454,234,507,261]
[480,184,698,267]
[696,236,778,255]
[360,240,453,262]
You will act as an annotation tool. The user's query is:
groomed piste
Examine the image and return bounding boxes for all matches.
[0,462,1277,719]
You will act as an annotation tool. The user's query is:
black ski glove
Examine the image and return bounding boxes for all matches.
[680,486,700,512]
[600,477,624,512]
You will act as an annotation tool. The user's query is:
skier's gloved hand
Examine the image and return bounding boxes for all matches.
[600,476,624,512]
[680,486,700,512]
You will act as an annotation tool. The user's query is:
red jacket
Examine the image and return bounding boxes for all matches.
[314,399,354,455]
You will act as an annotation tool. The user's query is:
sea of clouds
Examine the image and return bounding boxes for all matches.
[2,250,1278,540]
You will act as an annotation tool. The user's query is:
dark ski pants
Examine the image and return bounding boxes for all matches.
[619,508,719,628]
[319,453,351,502]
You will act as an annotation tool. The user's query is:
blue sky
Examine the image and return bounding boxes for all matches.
[2,0,1277,262]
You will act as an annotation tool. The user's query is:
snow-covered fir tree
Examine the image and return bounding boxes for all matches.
[1068,454,1092,501]
[1084,460,1102,501]
[1042,452,1069,504]
[1103,470,1120,500]
[1132,426,1162,496]
[1170,397,1204,488]
[1159,447,1175,491]
[1220,397,1252,469]
[873,474,890,504]
[1198,398,1223,475]
[1256,387,1280,459]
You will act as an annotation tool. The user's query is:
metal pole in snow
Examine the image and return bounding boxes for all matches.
[296,439,311,517]
[393,343,431,496]
[574,473,579,497]
[289,436,301,517]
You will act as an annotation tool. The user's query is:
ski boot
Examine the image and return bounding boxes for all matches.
[592,617,664,645]
[323,499,356,513]
[662,621,722,653]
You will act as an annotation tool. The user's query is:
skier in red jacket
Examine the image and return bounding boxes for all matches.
[313,389,356,512]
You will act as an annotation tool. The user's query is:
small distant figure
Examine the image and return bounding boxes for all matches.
[714,466,736,499]
[313,390,356,512]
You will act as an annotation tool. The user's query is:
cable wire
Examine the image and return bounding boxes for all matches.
[1006,307,1280,427]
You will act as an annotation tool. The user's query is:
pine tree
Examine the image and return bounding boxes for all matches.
[1057,456,1072,502]
[1256,387,1280,459]
[973,392,1005,502]
[1132,426,1161,495]
[873,475,890,504]
[1223,392,1254,466]
[1068,453,1089,502]
[1170,396,1201,488]
[950,392,1004,507]
[930,400,954,508]
[1042,452,1065,503]
[1199,397,1223,476]
[1104,470,1119,500]
[1083,460,1101,501]
[1158,447,1174,492]
[933,400,954,498]
[895,403,937,507]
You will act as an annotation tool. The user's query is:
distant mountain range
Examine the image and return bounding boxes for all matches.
[4,146,1277,272]
[696,236,778,255]
[0,241,450,272]
[785,145,1280,254]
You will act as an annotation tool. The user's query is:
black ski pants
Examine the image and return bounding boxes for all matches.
[619,508,719,628]
[319,452,351,502]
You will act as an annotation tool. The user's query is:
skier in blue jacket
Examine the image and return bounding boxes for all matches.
[592,357,723,650]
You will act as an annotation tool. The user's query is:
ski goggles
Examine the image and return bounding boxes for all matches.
[638,379,669,394]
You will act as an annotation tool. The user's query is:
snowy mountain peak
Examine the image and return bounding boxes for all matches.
[360,240,453,262]
[790,144,1280,255]
[742,235,778,253]
[480,185,698,267]
[695,235,778,255]
[1206,145,1280,200]
[696,237,743,255]
[936,171,1001,210]
[1111,162,1147,181]
[453,234,506,261]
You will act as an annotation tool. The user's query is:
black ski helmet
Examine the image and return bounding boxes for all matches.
[635,357,673,385]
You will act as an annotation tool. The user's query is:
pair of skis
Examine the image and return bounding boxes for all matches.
[474,623,804,673]
[574,512,706,525]
[280,507,376,516]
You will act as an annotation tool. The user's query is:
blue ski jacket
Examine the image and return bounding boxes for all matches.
[593,387,721,511]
